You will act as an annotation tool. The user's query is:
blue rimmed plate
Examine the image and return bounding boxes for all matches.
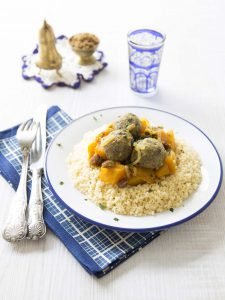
[44,106,222,232]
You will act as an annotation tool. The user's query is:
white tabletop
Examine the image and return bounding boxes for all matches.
[0,0,225,299]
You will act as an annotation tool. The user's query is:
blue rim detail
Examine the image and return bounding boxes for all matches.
[128,29,165,39]
[129,45,163,52]
[45,106,223,232]
[129,61,160,70]
[128,29,166,48]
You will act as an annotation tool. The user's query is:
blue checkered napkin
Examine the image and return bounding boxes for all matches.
[0,106,161,277]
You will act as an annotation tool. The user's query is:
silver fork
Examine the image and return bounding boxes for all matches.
[27,125,46,240]
[2,120,39,243]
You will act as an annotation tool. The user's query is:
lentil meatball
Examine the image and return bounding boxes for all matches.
[114,113,141,139]
[101,130,133,162]
[131,137,166,169]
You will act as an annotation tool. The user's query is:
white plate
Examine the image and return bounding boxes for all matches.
[45,106,222,232]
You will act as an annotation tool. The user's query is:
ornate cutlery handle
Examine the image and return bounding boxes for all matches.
[2,149,29,242]
[27,169,46,240]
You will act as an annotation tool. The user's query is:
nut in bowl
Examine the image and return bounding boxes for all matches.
[69,33,100,65]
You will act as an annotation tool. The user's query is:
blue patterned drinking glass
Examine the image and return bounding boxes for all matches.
[127,29,166,97]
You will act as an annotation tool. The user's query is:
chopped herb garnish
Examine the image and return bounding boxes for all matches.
[59,181,64,185]
[99,203,106,210]
[84,198,88,201]
[113,217,119,221]
[169,208,174,212]
[57,143,62,147]
[93,116,98,121]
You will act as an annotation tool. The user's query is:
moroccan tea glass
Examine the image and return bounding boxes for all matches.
[127,28,166,97]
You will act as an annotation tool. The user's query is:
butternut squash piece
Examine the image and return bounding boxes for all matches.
[166,130,176,151]
[140,118,150,134]
[96,124,114,141]
[127,176,145,186]
[156,151,177,178]
[104,123,114,135]
[135,167,154,184]
[158,130,176,151]
[165,151,176,174]
[155,164,170,178]
[88,125,114,159]
[128,167,154,186]
[88,141,97,158]
[99,163,126,184]
[95,144,107,159]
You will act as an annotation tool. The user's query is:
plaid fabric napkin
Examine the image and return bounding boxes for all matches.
[0,106,161,277]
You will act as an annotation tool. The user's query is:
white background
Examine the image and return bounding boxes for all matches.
[0,0,225,299]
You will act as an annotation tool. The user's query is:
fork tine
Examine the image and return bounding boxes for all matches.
[24,120,32,131]
[30,123,41,164]
[31,136,36,154]
[32,127,38,151]
[31,122,39,146]
[30,121,34,131]
[36,126,41,150]
[33,122,40,133]
[30,121,37,131]
[31,123,40,151]
[17,121,28,133]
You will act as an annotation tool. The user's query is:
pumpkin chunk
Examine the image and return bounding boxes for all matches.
[88,141,97,158]
[127,176,145,186]
[88,125,113,159]
[156,151,177,178]
[155,164,170,178]
[95,144,107,159]
[99,163,126,185]
[158,130,176,151]
[165,151,176,174]
[128,167,154,186]
[140,118,150,134]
